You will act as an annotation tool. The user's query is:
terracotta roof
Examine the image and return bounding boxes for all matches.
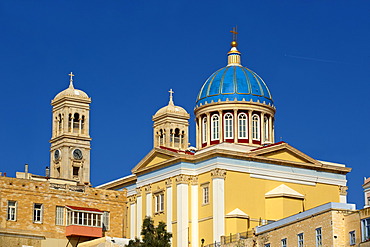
[66,205,102,213]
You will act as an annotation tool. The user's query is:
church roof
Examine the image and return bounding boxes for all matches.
[53,72,90,101]
[196,65,273,108]
[195,43,273,108]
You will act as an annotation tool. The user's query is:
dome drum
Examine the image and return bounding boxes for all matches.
[195,108,274,149]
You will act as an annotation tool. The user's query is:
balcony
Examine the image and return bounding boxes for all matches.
[65,206,104,238]
[66,225,102,238]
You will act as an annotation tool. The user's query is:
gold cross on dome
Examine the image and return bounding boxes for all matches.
[69,72,74,81]
[168,89,174,98]
[68,72,75,88]
[230,26,238,42]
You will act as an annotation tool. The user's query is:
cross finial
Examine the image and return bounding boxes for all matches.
[230,26,238,42]
[68,72,75,88]
[168,89,174,105]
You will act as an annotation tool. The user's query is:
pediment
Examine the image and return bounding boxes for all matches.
[131,148,180,174]
[250,142,320,165]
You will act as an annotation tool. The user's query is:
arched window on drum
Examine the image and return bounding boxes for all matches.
[202,117,207,143]
[224,113,233,139]
[238,113,248,139]
[264,116,269,142]
[252,114,260,140]
[211,114,219,141]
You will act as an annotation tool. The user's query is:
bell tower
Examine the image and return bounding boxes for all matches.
[50,73,92,184]
[152,89,190,151]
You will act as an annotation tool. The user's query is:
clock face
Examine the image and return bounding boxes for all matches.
[54,150,61,160]
[73,149,83,160]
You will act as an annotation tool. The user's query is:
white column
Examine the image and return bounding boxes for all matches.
[233,109,238,143]
[211,169,226,243]
[191,176,199,247]
[130,202,136,239]
[166,179,173,233]
[144,185,152,217]
[206,113,210,146]
[176,175,189,247]
[248,110,252,144]
[136,193,142,238]
[218,110,223,142]
[196,117,200,149]
[261,112,265,144]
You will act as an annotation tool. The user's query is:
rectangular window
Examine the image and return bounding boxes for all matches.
[55,206,64,225]
[103,211,110,231]
[7,201,17,221]
[349,231,355,245]
[362,218,370,242]
[202,185,209,205]
[155,193,164,213]
[33,203,43,223]
[316,227,322,247]
[298,233,304,247]
[281,238,287,247]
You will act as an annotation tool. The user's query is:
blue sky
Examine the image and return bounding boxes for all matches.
[0,0,369,208]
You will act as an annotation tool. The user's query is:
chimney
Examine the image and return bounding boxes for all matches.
[45,166,50,178]
[25,163,29,178]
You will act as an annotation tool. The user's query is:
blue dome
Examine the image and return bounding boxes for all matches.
[196,65,273,108]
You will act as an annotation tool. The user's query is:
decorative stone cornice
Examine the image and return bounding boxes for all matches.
[211,168,227,179]
[165,178,173,188]
[339,186,348,196]
[190,176,199,185]
[175,174,190,184]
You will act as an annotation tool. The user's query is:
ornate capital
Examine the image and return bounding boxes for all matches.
[165,178,173,188]
[211,168,226,179]
[175,174,190,185]
[190,176,199,185]
[143,184,152,193]
[339,186,348,196]
[128,195,137,203]
[135,187,142,196]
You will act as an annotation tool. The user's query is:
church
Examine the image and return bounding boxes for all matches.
[98,33,351,247]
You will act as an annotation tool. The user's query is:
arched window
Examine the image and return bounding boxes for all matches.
[68,114,72,132]
[252,114,260,140]
[81,115,85,134]
[224,113,233,139]
[202,117,207,143]
[211,114,219,141]
[174,128,180,147]
[58,114,63,133]
[264,116,269,142]
[159,129,164,145]
[238,113,248,139]
[73,113,79,133]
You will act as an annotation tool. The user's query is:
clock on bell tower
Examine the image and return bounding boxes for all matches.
[50,73,92,184]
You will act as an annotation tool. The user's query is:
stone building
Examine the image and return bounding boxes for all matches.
[0,74,128,247]
[98,33,351,247]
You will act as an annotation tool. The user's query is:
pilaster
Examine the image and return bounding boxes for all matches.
[176,174,189,247]
[211,168,226,243]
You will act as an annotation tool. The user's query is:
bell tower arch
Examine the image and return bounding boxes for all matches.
[50,73,92,184]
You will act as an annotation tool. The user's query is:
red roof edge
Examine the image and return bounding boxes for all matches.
[66,205,103,213]
[159,146,195,155]
[250,141,286,152]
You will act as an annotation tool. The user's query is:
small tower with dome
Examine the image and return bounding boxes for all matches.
[194,28,275,149]
[50,73,92,184]
[152,89,190,151]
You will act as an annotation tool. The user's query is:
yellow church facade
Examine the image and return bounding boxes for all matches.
[98,35,350,247]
